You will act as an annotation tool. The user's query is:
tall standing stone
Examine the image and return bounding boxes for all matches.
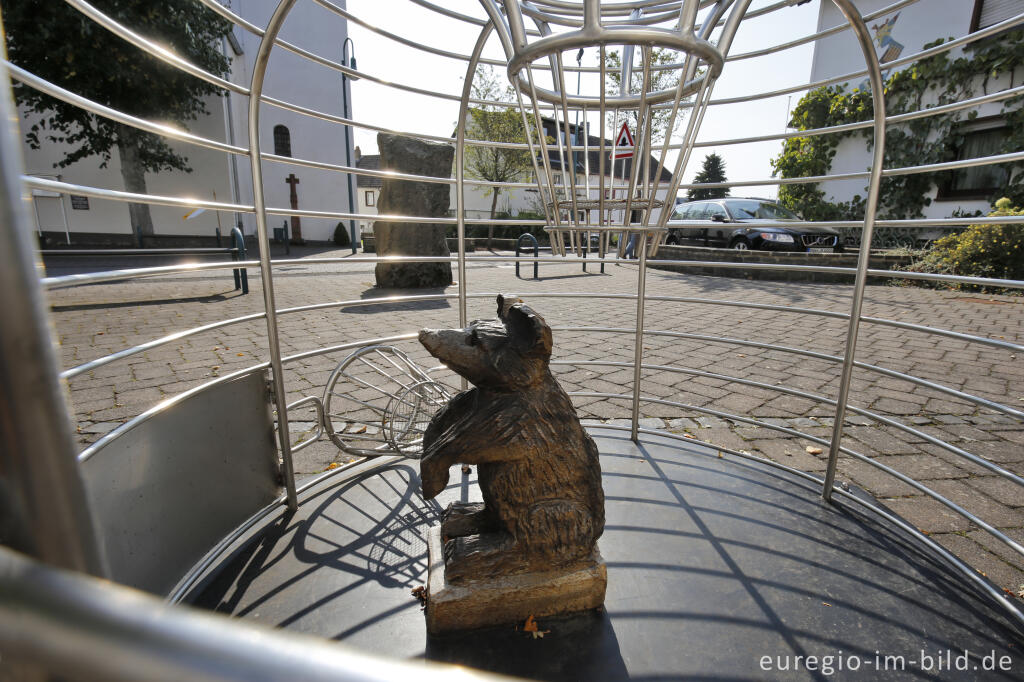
[373,133,453,288]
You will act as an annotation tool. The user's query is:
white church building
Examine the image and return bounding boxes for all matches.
[18,1,356,245]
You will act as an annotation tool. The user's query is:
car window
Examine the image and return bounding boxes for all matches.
[727,200,800,220]
[686,203,707,219]
[706,204,728,220]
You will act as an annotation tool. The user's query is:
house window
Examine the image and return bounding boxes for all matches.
[273,125,291,157]
[936,118,1011,200]
[971,0,1022,31]
[365,190,375,207]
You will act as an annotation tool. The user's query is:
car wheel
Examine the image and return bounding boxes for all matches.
[666,236,678,245]
[730,238,750,250]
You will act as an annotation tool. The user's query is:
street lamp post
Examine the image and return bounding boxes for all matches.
[341,37,358,254]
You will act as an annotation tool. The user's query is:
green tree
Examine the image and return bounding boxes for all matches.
[1,0,232,237]
[464,66,536,247]
[687,153,730,200]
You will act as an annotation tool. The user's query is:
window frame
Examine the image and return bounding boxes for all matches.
[365,190,375,207]
[935,115,1011,201]
[273,125,292,157]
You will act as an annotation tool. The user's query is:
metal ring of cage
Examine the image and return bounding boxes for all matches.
[483,0,726,107]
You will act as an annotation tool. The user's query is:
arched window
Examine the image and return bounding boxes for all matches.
[273,125,291,157]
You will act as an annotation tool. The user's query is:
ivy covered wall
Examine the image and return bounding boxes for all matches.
[772,28,1024,246]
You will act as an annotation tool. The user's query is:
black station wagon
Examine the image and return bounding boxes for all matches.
[666,198,843,253]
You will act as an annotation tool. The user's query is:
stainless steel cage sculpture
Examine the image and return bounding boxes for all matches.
[477,0,740,261]
[2,0,1024,678]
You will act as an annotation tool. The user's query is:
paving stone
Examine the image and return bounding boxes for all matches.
[882,497,973,534]
[922,479,1024,528]
[637,417,666,430]
[966,528,1024,570]
[750,439,827,473]
[963,476,1024,507]
[870,454,970,481]
[81,421,120,435]
[932,533,1024,595]
[843,425,919,455]
[664,417,699,432]
[695,415,727,429]
[836,458,918,498]
[789,417,818,427]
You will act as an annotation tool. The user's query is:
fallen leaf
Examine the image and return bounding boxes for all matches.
[717,451,723,458]
[683,433,696,439]
[523,615,538,632]
[1017,585,1024,599]
[806,446,823,455]
[237,352,245,357]
[822,602,832,607]
[411,585,427,607]
[326,462,340,470]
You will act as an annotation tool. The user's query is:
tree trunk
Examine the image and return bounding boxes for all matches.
[115,124,154,242]
[487,189,501,250]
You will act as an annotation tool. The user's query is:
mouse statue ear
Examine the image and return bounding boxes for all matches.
[505,303,553,358]
[496,294,524,319]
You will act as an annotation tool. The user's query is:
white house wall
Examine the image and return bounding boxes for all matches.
[809,0,1012,219]
[17,0,354,243]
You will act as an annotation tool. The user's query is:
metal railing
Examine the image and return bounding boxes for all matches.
[1,0,1022,676]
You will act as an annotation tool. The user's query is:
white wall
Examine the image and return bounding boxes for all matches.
[18,0,354,243]
[808,0,1011,219]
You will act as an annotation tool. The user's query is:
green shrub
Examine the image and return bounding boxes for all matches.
[333,221,351,247]
[899,198,1024,291]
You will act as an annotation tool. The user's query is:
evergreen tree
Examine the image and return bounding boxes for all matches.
[2,1,232,237]
[688,153,730,200]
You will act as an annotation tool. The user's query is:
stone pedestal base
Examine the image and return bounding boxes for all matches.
[425,525,607,635]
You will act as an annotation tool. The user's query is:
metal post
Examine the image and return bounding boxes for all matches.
[57,181,71,245]
[630,231,650,442]
[341,37,358,255]
[247,0,299,510]
[821,0,888,503]
[0,45,106,577]
[231,226,248,294]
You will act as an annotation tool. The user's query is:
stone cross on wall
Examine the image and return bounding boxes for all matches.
[285,173,303,243]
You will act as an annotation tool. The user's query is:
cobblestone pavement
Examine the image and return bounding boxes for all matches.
[45,246,1024,597]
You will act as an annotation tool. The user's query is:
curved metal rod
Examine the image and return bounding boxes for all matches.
[27,171,1024,237]
[0,544,504,681]
[697,12,1024,109]
[57,283,1024,387]
[595,425,1024,628]
[35,243,1024,292]
[572,391,1024,562]
[248,0,299,511]
[821,0,888,503]
[560,326,1023,421]
[555,359,1024,484]
[0,49,106,577]
[455,25,495,339]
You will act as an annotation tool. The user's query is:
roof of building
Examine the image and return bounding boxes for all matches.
[538,117,674,183]
[356,155,382,188]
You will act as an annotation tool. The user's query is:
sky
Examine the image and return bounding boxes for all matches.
[344,0,823,199]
